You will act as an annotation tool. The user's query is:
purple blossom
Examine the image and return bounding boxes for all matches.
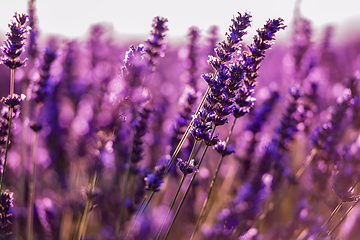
[177,158,199,175]
[0,13,30,69]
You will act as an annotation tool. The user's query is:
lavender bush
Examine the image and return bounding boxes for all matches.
[0,2,360,240]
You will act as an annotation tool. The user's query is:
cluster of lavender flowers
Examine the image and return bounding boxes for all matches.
[1,2,360,240]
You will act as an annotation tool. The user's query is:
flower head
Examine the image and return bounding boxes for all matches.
[0,190,14,238]
[1,13,30,69]
[177,158,199,175]
[145,156,169,192]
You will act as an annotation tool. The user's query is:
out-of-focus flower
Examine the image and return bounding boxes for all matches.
[0,191,13,238]
[145,156,169,192]
[145,16,168,69]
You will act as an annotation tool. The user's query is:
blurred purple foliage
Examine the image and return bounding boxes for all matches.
[0,2,360,240]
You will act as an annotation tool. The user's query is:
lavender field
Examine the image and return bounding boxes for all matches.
[1,1,360,240]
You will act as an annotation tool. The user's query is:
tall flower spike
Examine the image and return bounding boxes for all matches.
[243,17,286,82]
[1,13,30,69]
[169,85,197,156]
[311,88,352,163]
[131,106,152,165]
[145,16,168,69]
[27,0,38,59]
[193,12,253,134]
[145,156,169,192]
[186,27,200,90]
[30,45,57,104]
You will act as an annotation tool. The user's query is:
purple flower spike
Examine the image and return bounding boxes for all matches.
[1,13,30,69]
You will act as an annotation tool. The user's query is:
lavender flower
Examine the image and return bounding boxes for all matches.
[145,16,168,69]
[0,13,30,69]
[233,17,285,119]
[0,94,26,108]
[170,85,197,155]
[270,86,305,191]
[27,0,38,59]
[238,90,279,179]
[214,141,235,156]
[0,191,13,239]
[243,18,286,82]
[291,4,313,79]
[191,12,253,139]
[131,106,152,165]
[177,158,199,175]
[346,75,360,130]
[185,27,200,90]
[29,45,57,104]
[145,156,169,192]
[122,44,147,89]
[311,88,352,163]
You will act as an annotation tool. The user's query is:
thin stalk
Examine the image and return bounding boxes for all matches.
[329,181,358,223]
[164,87,210,175]
[128,87,211,228]
[191,118,237,240]
[328,198,360,235]
[0,107,13,194]
[316,180,359,238]
[155,140,199,240]
[0,68,15,193]
[117,132,136,234]
[78,172,98,240]
[163,127,216,240]
[27,104,40,240]
[72,210,85,240]
[10,68,14,98]
[125,191,151,240]
[155,175,186,240]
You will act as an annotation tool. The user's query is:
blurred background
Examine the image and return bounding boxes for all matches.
[1,0,360,239]
[1,0,360,42]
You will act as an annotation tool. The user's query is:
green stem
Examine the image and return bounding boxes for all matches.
[191,118,237,240]
[128,87,211,227]
[10,68,14,98]
[164,87,210,175]
[78,173,98,240]
[155,175,187,240]
[125,191,152,240]
[117,131,136,234]
[73,211,85,240]
[328,198,359,235]
[0,107,13,194]
[27,104,40,240]
[316,180,359,238]
[0,68,15,193]
[164,127,216,240]
[155,140,199,239]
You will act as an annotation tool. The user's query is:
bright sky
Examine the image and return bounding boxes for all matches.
[1,0,360,42]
